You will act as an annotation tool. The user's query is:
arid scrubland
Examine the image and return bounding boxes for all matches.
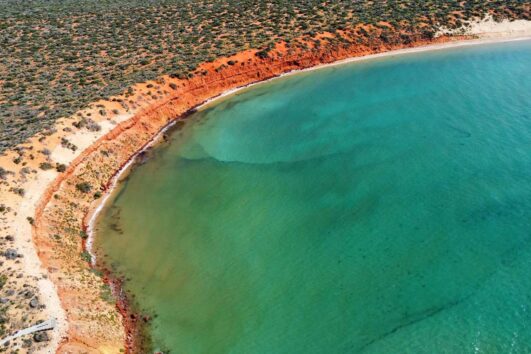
[1,0,529,152]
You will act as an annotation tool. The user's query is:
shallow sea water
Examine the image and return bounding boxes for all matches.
[95,40,531,353]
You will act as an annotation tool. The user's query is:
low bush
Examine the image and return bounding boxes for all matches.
[39,162,53,170]
[75,182,92,193]
[56,163,67,172]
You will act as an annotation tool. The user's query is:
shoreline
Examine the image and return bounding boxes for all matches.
[167,34,531,114]
[88,33,531,242]
[85,33,531,351]
[0,21,529,352]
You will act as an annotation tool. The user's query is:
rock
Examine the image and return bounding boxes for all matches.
[29,297,39,308]
[0,297,8,304]
[4,248,17,259]
[33,332,49,342]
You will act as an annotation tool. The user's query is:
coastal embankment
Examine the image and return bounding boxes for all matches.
[0,18,530,353]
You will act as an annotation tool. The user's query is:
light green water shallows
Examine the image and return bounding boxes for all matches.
[95,41,531,353]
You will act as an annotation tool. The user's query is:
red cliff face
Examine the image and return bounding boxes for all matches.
[33,34,460,352]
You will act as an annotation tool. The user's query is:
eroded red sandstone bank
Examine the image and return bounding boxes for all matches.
[33,33,462,352]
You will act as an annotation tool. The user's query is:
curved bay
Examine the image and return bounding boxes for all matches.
[95,40,531,353]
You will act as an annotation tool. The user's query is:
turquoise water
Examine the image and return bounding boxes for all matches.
[95,40,531,353]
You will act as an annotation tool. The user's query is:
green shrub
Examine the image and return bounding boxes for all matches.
[56,163,67,172]
[76,182,92,193]
[0,274,7,289]
[81,251,92,262]
[39,162,53,170]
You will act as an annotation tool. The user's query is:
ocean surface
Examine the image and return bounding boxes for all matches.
[94,40,531,353]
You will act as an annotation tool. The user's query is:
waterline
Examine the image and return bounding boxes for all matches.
[93,38,531,353]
